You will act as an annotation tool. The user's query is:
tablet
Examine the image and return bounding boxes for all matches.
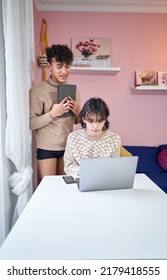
[57,84,76,117]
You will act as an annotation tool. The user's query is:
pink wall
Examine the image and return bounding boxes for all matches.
[33,9,167,146]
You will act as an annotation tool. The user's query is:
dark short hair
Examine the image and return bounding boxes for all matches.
[79,97,110,130]
[46,44,73,64]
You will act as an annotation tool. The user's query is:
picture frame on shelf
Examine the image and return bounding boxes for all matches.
[135,70,157,86]
[158,71,167,87]
[71,37,111,68]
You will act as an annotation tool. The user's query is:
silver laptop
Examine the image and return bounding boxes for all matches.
[77,156,138,192]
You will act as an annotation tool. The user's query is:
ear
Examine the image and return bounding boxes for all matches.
[82,117,86,124]
[47,63,51,71]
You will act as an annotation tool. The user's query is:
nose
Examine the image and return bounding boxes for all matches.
[93,122,98,129]
[61,66,69,74]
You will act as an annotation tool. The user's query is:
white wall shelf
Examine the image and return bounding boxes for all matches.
[135,85,167,90]
[71,66,121,75]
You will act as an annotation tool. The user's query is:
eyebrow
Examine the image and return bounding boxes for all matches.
[55,62,63,65]
[87,117,104,121]
[55,62,70,67]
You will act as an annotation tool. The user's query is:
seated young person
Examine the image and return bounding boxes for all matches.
[64,97,121,176]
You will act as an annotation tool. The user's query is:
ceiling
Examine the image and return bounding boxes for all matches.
[34,0,167,13]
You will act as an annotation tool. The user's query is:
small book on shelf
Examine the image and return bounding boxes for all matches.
[57,84,76,117]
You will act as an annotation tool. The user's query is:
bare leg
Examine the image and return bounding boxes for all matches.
[37,158,57,184]
[57,157,66,175]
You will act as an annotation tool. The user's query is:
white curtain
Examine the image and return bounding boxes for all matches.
[2,0,35,225]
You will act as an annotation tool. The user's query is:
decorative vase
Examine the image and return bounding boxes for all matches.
[81,52,92,59]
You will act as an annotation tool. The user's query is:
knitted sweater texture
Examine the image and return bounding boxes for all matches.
[29,76,81,150]
[64,129,121,176]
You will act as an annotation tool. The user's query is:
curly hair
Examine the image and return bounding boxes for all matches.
[46,44,73,64]
[79,97,110,130]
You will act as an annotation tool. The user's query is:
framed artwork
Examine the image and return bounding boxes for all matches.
[158,71,167,86]
[135,70,157,86]
[71,37,111,68]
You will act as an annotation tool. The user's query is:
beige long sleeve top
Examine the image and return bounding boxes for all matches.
[64,129,121,176]
[29,76,81,150]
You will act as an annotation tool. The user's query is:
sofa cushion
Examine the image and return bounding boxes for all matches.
[124,146,165,173]
[120,146,132,157]
[157,149,167,171]
[158,144,167,153]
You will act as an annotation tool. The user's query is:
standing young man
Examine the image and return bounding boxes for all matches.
[29,44,81,184]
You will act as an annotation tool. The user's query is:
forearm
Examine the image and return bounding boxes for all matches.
[64,142,80,176]
[64,162,80,176]
[29,112,53,130]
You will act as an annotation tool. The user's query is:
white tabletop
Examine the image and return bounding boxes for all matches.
[0,174,167,260]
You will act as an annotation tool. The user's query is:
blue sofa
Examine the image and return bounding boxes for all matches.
[124,145,167,194]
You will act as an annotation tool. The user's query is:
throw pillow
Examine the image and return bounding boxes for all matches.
[124,146,164,173]
[158,144,167,153]
[120,147,132,157]
[158,149,167,171]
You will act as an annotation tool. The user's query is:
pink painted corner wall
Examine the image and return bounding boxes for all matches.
[33,9,167,146]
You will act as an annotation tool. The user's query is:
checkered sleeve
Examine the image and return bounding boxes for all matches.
[111,133,121,157]
[64,133,80,176]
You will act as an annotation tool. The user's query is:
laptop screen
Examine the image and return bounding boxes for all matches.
[78,156,138,192]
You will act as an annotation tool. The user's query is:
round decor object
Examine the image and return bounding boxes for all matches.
[37,55,48,67]
[157,149,167,171]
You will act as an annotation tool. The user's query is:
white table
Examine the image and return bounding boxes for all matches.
[0,174,167,260]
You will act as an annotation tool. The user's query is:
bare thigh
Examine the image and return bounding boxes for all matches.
[57,157,66,175]
[37,158,57,184]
